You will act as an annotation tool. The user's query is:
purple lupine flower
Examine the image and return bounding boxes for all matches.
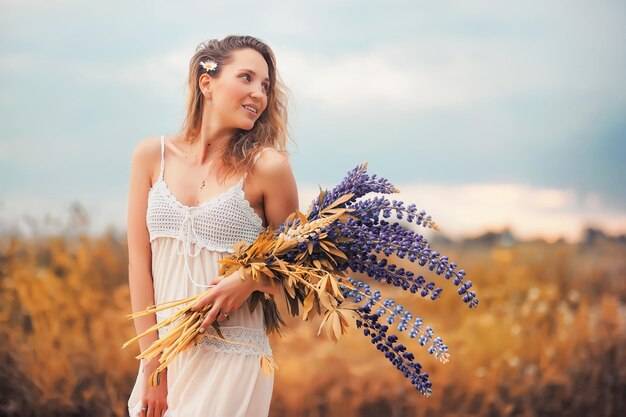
[314,196,478,307]
[347,197,439,230]
[271,162,479,395]
[307,163,400,219]
[356,306,433,396]
[340,277,451,375]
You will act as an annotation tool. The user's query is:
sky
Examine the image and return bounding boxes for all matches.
[1,0,625,242]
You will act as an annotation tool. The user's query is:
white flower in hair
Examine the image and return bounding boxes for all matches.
[199,60,218,73]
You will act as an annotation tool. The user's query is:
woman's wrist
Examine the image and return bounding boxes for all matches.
[238,267,276,295]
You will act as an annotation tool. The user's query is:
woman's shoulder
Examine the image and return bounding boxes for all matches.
[251,147,293,180]
[129,136,164,179]
[132,135,162,159]
[253,147,289,169]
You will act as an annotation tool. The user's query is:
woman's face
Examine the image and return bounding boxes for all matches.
[206,48,270,131]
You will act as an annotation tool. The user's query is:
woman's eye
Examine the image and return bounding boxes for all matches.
[241,73,269,94]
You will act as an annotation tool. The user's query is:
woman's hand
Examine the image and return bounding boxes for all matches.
[139,357,168,417]
[191,268,255,332]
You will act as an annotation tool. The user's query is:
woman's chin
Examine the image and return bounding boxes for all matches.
[239,121,256,131]
[227,116,256,131]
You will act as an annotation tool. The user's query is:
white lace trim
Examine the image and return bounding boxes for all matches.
[158,321,271,356]
[197,325,272,356]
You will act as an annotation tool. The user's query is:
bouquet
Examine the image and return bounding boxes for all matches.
[123,162,479,396]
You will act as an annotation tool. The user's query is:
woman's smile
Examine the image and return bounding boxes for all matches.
[242,105,258,116]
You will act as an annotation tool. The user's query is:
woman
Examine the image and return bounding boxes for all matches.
[126,35,299,417]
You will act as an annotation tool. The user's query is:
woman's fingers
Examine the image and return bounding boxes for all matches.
[217,309,230,322]
[191,291,213,312]
[199,302,222,333]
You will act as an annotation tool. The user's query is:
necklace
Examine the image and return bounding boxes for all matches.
[198,149,211,193]
[182,140,213,195]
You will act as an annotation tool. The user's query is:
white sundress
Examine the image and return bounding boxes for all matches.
[127,135,275,417]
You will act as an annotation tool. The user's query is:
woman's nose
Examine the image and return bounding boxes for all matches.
[250,84,265,97]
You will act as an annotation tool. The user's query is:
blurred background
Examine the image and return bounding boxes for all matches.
[1,0,624,416]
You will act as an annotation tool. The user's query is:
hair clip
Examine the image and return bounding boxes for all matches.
[199,60,218,73]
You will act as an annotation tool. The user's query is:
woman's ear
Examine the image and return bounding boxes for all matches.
[198,73,213,99]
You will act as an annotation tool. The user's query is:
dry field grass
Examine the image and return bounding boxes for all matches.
[1,229,624,417]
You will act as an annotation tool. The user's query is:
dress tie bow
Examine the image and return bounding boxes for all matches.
[176,209,211,287]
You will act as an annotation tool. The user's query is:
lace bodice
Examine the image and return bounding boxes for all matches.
[146,135,272,287]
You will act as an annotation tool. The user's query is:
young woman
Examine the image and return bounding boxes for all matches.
[126,35,299,417]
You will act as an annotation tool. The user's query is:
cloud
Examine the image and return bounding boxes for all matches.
[3,0,623,116]
[271,0,625,114]
[58,48,191,98]
[297,181,626,242]
[275,34,624,115]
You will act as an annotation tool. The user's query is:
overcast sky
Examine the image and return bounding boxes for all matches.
[1,0,625,242]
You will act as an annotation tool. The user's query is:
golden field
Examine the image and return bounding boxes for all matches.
[0,224,624,417]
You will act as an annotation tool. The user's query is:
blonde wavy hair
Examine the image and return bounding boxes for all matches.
[177,35,294,181]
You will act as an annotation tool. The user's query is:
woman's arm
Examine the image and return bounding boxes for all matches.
[191,149,299,327]
[127,137,160,357]
[257,149,300,231]
[246,148,299,296]
[127,136,169,416]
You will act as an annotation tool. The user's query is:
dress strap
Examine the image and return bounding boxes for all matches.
[159,135,165,180]
[242,147,274,182]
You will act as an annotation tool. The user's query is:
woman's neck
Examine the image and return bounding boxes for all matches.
[189,119,236,165]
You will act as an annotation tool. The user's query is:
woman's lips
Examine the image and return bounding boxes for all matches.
[242,105,257,116]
